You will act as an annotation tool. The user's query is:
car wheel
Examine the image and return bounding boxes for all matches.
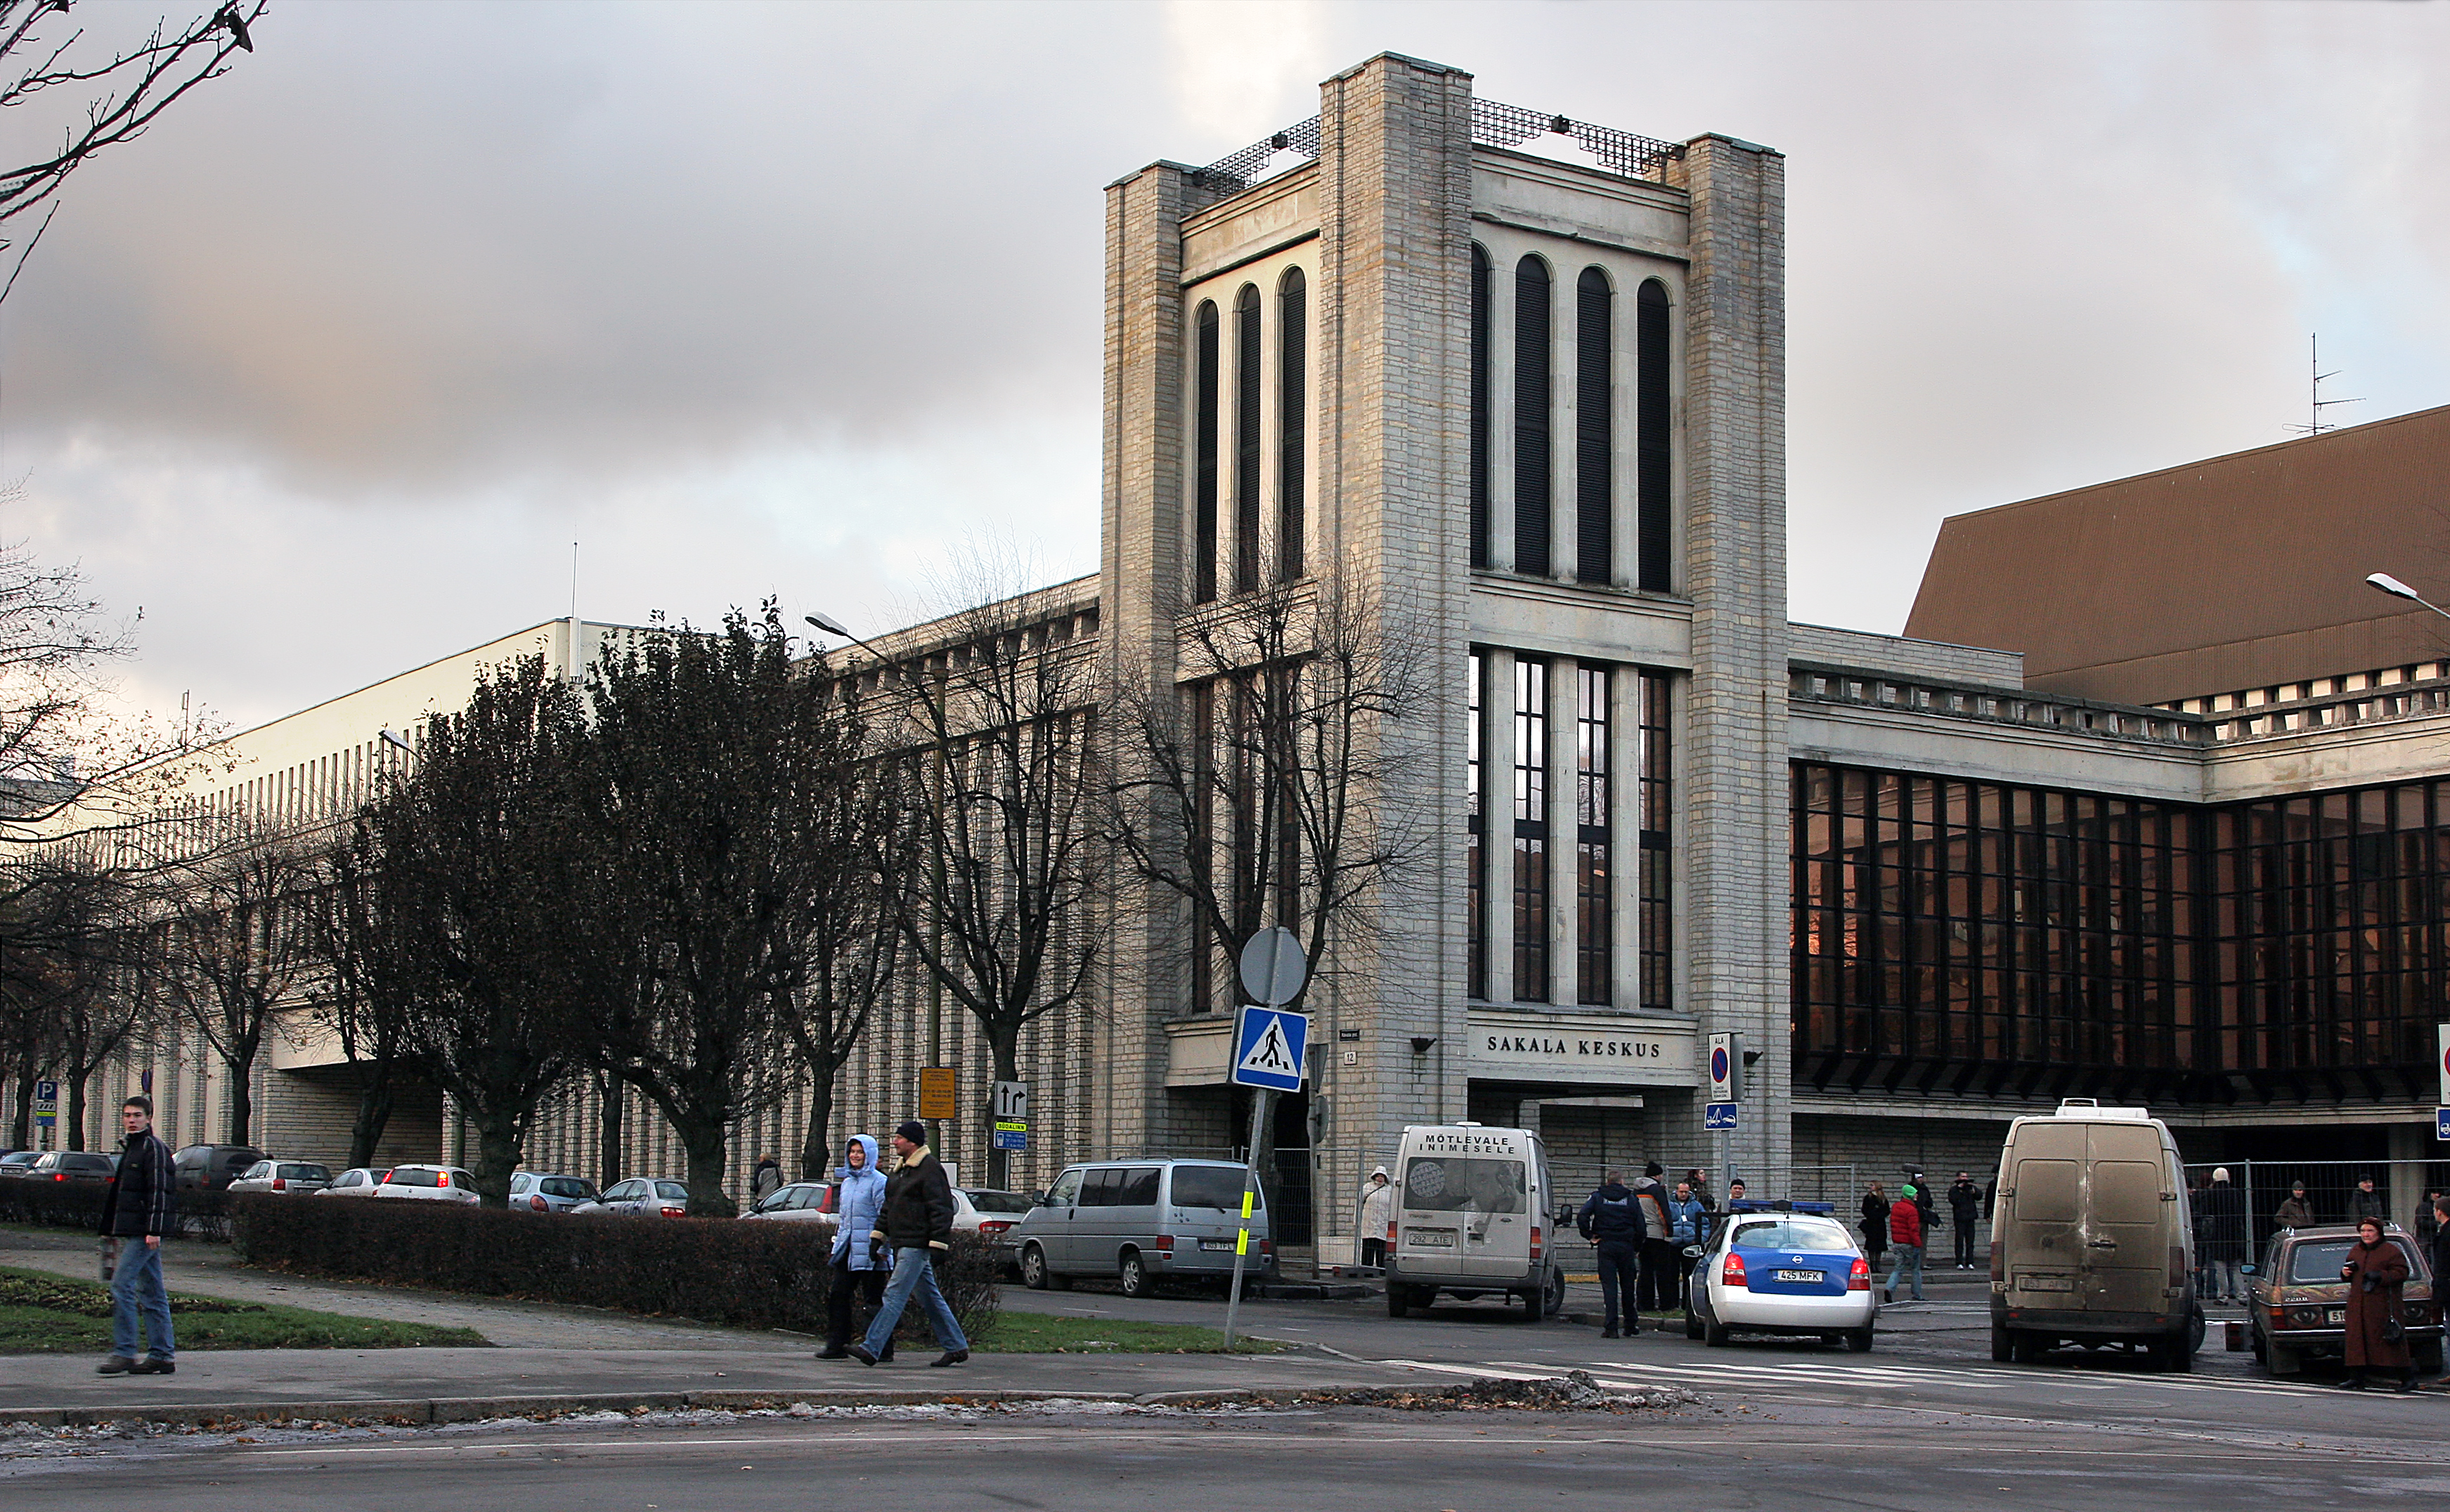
[2158,1334,2193,1374]
[1021,1244,1051,1291]
[1846,1327,1874,1353]
[1685,1309,1704,1341]
[1387,1285,1409,1318]
[2186,1304,2206,1357]
[1515,1285,1544,1323]
[1992,1323,2014,1363]
[1118,1251,1148,1299]
[2248,1322,2267,1362]
[1703,1315,1730,1348]
[1543,1267,1567,1318]
[2265,1341,2301,1377]
[2009,1331,2042,1365]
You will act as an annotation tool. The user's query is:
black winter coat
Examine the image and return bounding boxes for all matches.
[98,1130,176,1239]
[1579,1182,1647,1244]
[876,1146,955,1250]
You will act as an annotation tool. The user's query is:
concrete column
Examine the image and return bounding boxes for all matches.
[1668,133,1789,1190]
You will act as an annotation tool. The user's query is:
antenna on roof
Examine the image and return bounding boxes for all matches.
[2286,333,2362,437]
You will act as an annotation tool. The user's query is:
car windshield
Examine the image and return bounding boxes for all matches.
[62,1155,112,1174]
[388,1168,439,1187]
[538,1178,594,1199]
[654,1182,688,1201]
[1732,1217,1857,1252]
[283,1165,329,1180]
[2290,1238,2419,1283]
[963,1189,1035,1214]
[1401,1156,1524,1214]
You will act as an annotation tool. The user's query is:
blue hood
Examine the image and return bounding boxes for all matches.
[831,1134,888,1269]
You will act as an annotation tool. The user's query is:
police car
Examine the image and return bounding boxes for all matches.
[1683,1200,1877,1351]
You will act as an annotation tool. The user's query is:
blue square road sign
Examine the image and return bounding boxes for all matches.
[1231,1005,1309,1093]
[2437,1106,2449,1142]
[1704,1102,1739,1132]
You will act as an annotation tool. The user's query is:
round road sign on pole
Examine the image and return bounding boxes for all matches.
[1237,926,1308,1007]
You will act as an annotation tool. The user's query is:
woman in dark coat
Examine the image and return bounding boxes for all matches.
[2338,1218,2414,1392]
[1860,1182,1889,1267]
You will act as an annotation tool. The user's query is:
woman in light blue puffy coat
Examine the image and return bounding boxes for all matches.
[819,1134,893,1360]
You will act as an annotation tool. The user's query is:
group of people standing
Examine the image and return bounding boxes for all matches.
[1573,1163,1716,1337]
[1859,1172,1985,1303]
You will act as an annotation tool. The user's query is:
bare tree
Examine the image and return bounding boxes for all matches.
[0,847,155,1147]
[306,836,427,1171]
[784,748,909,1182]
[863,576,1103,1189]
[1,0,265,301]
[156,808,320,1146]
[1105,565,1435,1207]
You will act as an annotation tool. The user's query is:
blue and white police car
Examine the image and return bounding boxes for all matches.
[1684,1201,1877,1351]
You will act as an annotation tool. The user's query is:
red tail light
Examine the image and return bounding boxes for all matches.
[1385,1221,1397,1245]
[978,1220,1012,1237]
[1530,1225,1544,1260]
[531,1195,548,1212]
[660,1204,686,1217]
[436,1172,451,1187]
[1848,1257,1871,1291]
[273,1177,287,1191]
[1721,1252,1749,1286]
[1153,1233,1173,1255]
[52,1172,66,1182]
[1259,1239,1273,1257]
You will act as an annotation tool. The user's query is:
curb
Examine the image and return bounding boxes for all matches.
[0,1387,1153,1430]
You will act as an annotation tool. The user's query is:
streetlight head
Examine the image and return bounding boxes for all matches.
[379,728,413,755]
[805,611,852,638]
[2366,572,2424,604]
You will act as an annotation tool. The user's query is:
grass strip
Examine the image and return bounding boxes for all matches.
[976,1310,1287,1355]
[0,1264,491,1354]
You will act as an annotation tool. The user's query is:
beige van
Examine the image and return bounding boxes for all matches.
[1990,1100,2203,1370]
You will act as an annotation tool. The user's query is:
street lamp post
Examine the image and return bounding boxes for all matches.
[2365,572,2450,623]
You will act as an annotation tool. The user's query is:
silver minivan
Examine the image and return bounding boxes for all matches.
[1012,1159,1273,1297]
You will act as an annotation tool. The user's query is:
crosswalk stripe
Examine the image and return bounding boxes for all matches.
[1382,1352,2349,1402]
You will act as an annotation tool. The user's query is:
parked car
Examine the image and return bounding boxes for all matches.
[1684,1201,1876,1351]
[173,1144,266,1192]
[1,1149,49,1178]
[374,1164,479,1204]
[25,1150,119,1185]
[741,1181,832,1223]
[1012,1159,1276,1298]
[1380,1124,1564,1320]
[226,1160,332,1196]
[597,1177,692,1217]
[2250,1222,2443,1377]
[507,1171,600,1213]
[318,1167,389,1198]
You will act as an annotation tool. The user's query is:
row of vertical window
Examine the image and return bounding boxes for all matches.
[1465,652,1671,1011]
[1468,248,1671,592]
[1193,270,1306,604]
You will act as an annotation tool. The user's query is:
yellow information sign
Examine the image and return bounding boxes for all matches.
[917,1067,957,1121]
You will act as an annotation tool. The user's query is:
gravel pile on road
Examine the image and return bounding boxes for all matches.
[1293,1371,1699,1414]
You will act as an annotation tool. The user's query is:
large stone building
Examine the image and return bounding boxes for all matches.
[30,51,2450,1260]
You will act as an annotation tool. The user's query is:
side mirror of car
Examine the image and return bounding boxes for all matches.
[1032,1191,1049,1206]
[2239,1264,2256,1276]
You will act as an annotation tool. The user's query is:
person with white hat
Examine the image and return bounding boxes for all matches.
[2201,1167,2248,1303]
[1358,1166,1394,1268]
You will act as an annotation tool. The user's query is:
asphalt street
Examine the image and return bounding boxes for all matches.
[8,1275,2447,1509]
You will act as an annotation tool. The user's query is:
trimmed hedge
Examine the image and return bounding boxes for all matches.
[228,1194,1002,1344]
[0,1178,230,1241]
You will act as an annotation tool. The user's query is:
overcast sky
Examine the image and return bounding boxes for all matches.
[5,0,2446,731]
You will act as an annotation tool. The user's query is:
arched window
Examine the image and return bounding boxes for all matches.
[1636,279,1671,593]
[1575,266,1612,586]
[1513,256,1552,578]
[1470,245,1491,570]
[1234,284,1263,594]
[1195,299,1219,604]
[1276,268,1307,582]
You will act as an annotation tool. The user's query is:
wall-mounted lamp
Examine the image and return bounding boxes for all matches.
[1410,1036,1438,1055]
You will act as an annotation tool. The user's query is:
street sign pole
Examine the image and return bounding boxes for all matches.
[1224,927,1309,1349]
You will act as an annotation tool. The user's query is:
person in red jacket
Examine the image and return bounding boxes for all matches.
[1884,1184,1926,1303]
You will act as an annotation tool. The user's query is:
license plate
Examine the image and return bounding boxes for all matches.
[2327,1308,2346,1324]
[1408,1229,1456,1248]
[2021,1275,2073,1291]
[1774,1270,1824,1284]
[1200,1238,1235,1252]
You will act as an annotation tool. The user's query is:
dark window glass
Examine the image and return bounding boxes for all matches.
[1116,1166,1162,1206]
[1278,268,1306,582]
[1515,657,1549,1001]
[1170,1166,1259,1210]
[1234,284,1262,593]
[1575,267,1612,585]
[1513,256,1553,577]
[1577,664,1611,1004]
[1080,1168,1124,1207]
[1195,300,1219,604]
[1470,245,1492,569]
[1639,672,1673,1010]
[1635,280,1671,592]
[1467,650,1486,1000]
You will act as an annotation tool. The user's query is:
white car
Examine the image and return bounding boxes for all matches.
[226,1159,332,1196]
[373,1164,480,1204]
[596,1176,692,1217]
[318,1167,389,1197]
[741,1181,832,1223]
[1685,1204,1877,1351]
[741,1182,1030,1246]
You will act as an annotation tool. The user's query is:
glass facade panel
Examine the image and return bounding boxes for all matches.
[1514,657,1548,1002]
[1576,665,1610,1004]
[1466,651,1485,1001]
[1638,672,1671,1010]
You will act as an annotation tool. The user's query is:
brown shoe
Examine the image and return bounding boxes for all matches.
[128,1357,174,1375]
[96,1356,134,1376]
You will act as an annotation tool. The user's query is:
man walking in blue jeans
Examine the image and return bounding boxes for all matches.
[849,1121,968,1368]
[96,1096,177,1376]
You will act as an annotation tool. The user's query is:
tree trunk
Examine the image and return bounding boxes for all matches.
[64,1068,85,1152]
[9,1068,34,1149]
[469,1108,524,1208]
[985,1024,1022,1190]
[348,1069,395,1171]
[680,1121,734,1218]
[595,1070,624,1192]
[798,1045,837,1184]
[223,1053,252,1146]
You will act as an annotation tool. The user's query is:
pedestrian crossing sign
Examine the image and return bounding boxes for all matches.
[1231,1005,1308,1093]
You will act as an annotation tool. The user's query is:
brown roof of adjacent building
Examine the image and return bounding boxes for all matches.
[1902,403,2450,705]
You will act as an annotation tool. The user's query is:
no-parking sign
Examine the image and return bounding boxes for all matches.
[1707,1033,1742,1103]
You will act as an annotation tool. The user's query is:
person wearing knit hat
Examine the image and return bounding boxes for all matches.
[1358,1166,1394,1269]
[848,1121,968,1368]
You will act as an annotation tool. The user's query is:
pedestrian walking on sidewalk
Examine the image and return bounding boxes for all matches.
[848,1121,969,1369]
[753,1153,784,1202]
[817,1134,892,1362]
[1947,1173,1982,1269]
[1359,1166,1393,1268]
[1860,1182,1888,1269]
[1884,1185,1926,1303]
[2200,1168,2248,1302]
[2336,1217,2415,1393]
[96,1096,177,1377]
[1633,1163,1680,1316]
[1578,1170,1646,1338]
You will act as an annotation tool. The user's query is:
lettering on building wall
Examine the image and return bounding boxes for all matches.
[1482,1035,1669,1060]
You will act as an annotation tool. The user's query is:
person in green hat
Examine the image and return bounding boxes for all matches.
[1884,1183,1926,1303]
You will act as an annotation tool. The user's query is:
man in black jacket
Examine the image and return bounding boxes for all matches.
[1577,1171,1647,1338]
[1947,1173,1983,1270]
[96,1095,178,1376]
[2432,1197,2450,1391]
[849,1121,968,1368]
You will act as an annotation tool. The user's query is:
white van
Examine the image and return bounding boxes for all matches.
[1382,1123,1564,1321]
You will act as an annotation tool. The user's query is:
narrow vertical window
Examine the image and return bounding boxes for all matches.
[1195,299,1219,604]
[1469,245,1492,570]
[1276,268,1306,582]
[1635,280,1671,593]
[1575,267,1612,586]
[1467,651,1486,1001]
[1576,665,1611,1005]
[1638,671,1672,1009]
[1234,283,1262,594]
[1513,256,1552,578]
[1514,657,1549,1002]
[1190,680,1215,1010]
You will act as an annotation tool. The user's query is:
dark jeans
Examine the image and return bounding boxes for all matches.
[1595,1240,1639,1330]
[1360,1237,1386,1268]
[1638,1238,1683,1312]
[826,1253,889,1357]
[1952,1222,1977,1267]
